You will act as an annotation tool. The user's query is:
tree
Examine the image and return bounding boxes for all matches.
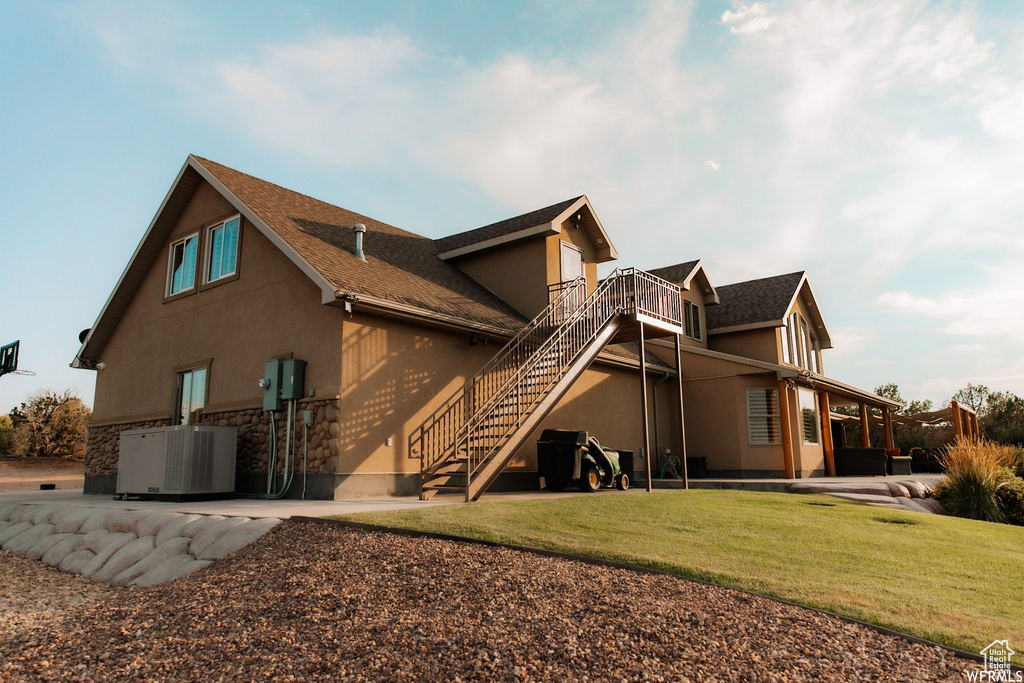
[0,415,18,454]
[982,391,1024,445]
[9,389,91,458]
[950,383,990,414]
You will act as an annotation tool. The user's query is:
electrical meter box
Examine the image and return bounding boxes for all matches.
[280,359,306,400]
[263,359,282,411]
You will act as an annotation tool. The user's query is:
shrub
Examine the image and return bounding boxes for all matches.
[933,438,1018,523]
[996,476,1024,526]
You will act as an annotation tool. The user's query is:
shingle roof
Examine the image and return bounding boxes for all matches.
[194,156,528,332]
[647,261,700,287]
[434,196,582,254]
[705,271,805,331]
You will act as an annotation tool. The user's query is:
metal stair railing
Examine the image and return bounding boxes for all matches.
[412,267,684,500]
[410,276,589,475]
[457,271,626,492]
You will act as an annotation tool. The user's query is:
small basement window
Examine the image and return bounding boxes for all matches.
[206,216,240,283]
[167,234,198,296]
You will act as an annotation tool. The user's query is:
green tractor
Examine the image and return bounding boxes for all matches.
[537,429,632,493]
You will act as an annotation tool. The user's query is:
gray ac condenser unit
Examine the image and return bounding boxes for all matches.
[117,425,237,500]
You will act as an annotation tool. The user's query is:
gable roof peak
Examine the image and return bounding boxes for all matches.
[435,194,617,262]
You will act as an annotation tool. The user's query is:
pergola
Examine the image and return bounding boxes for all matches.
[828,399,981,444]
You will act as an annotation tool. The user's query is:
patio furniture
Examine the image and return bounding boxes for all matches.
[833,448,888,476]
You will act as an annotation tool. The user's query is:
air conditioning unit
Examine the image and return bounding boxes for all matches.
[117,425,238,500]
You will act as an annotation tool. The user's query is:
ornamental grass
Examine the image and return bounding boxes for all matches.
[933,437,1019,523]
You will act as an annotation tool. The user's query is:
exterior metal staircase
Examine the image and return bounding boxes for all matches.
[410,268,683,501]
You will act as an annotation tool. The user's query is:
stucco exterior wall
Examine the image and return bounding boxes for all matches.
[706,328,779,365]
[335,312,671,483]
[91,180,344,425]
[449,239,549,318]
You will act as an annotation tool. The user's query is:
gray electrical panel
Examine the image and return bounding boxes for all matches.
[281,359,306,399]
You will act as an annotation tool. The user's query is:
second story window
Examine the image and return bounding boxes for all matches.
[167,234,199,296]
[684,300,702,341]
[784,312,822,373]
[206,216,240,283]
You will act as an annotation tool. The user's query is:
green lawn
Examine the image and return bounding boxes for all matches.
[331,489,1024,663]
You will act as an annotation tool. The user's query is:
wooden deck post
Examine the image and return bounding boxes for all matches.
[818,390,835,476]
[675,333,688,490]
[882,408,894,450]
[778,380,796,479]
[639,322,652,492]
[951,400,964,439]
[859,402,871,448]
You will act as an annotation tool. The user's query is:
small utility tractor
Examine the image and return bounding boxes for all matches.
[536,429,632,493]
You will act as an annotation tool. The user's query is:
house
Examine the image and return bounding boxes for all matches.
[74,155,899,500]
[74,155,685,501]
[646,265,901,478]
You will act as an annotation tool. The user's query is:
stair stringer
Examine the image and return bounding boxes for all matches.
[465,314,624,501]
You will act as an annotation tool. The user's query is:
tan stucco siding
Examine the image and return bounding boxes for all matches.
[335,314,498,476]
[92,180,344,423]
[707,328,779,364]
[546,227,600,293]
[334,310,673,478]
[449,239,548,318]
[679,289,708,349]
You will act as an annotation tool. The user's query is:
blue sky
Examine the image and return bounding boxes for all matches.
[2,0,1023,414]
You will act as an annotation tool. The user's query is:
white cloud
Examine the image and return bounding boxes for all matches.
[721,3,777,35]
[876,262,1024,343]
[78,0,1024,397]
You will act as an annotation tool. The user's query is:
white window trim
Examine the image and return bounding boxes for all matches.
[167,232,199,297]
[559,241,584,283]
[799,387,820,445]
[204,215,241,284]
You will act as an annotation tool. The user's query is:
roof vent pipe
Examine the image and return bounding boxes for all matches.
[353,223,367,262]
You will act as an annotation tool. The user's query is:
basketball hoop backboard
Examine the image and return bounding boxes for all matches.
[0,340,19,378]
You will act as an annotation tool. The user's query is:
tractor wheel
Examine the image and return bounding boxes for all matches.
[579,463,601,492]
[615,473,630,491]
[547,477,568,492]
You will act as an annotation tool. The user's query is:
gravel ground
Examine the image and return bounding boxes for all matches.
[0,519,980,682]
[0,457,84,492]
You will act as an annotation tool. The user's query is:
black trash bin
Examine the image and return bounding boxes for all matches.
[537,429,588,491]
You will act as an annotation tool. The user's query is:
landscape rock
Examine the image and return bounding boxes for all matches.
[154,513,203,546]
[134,511,182,538]
[41,536,81,567]
[789,482,893,496]
[2,523,54,555]
[80,532,138,578]
[112,537,192,586]
[26,532,77,561]
[896,480,931,499]
[196,517,281,561]
[886,482,911,498]
[131,553,195,587]
[54,507,97,534]
[92,536,157,584]
[0,522,33,545]
[188,517,250,558]
[58,548,97,574]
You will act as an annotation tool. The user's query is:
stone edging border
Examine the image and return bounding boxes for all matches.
[292,515,1022,673]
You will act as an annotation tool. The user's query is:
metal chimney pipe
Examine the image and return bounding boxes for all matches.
[353,223,367,261]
